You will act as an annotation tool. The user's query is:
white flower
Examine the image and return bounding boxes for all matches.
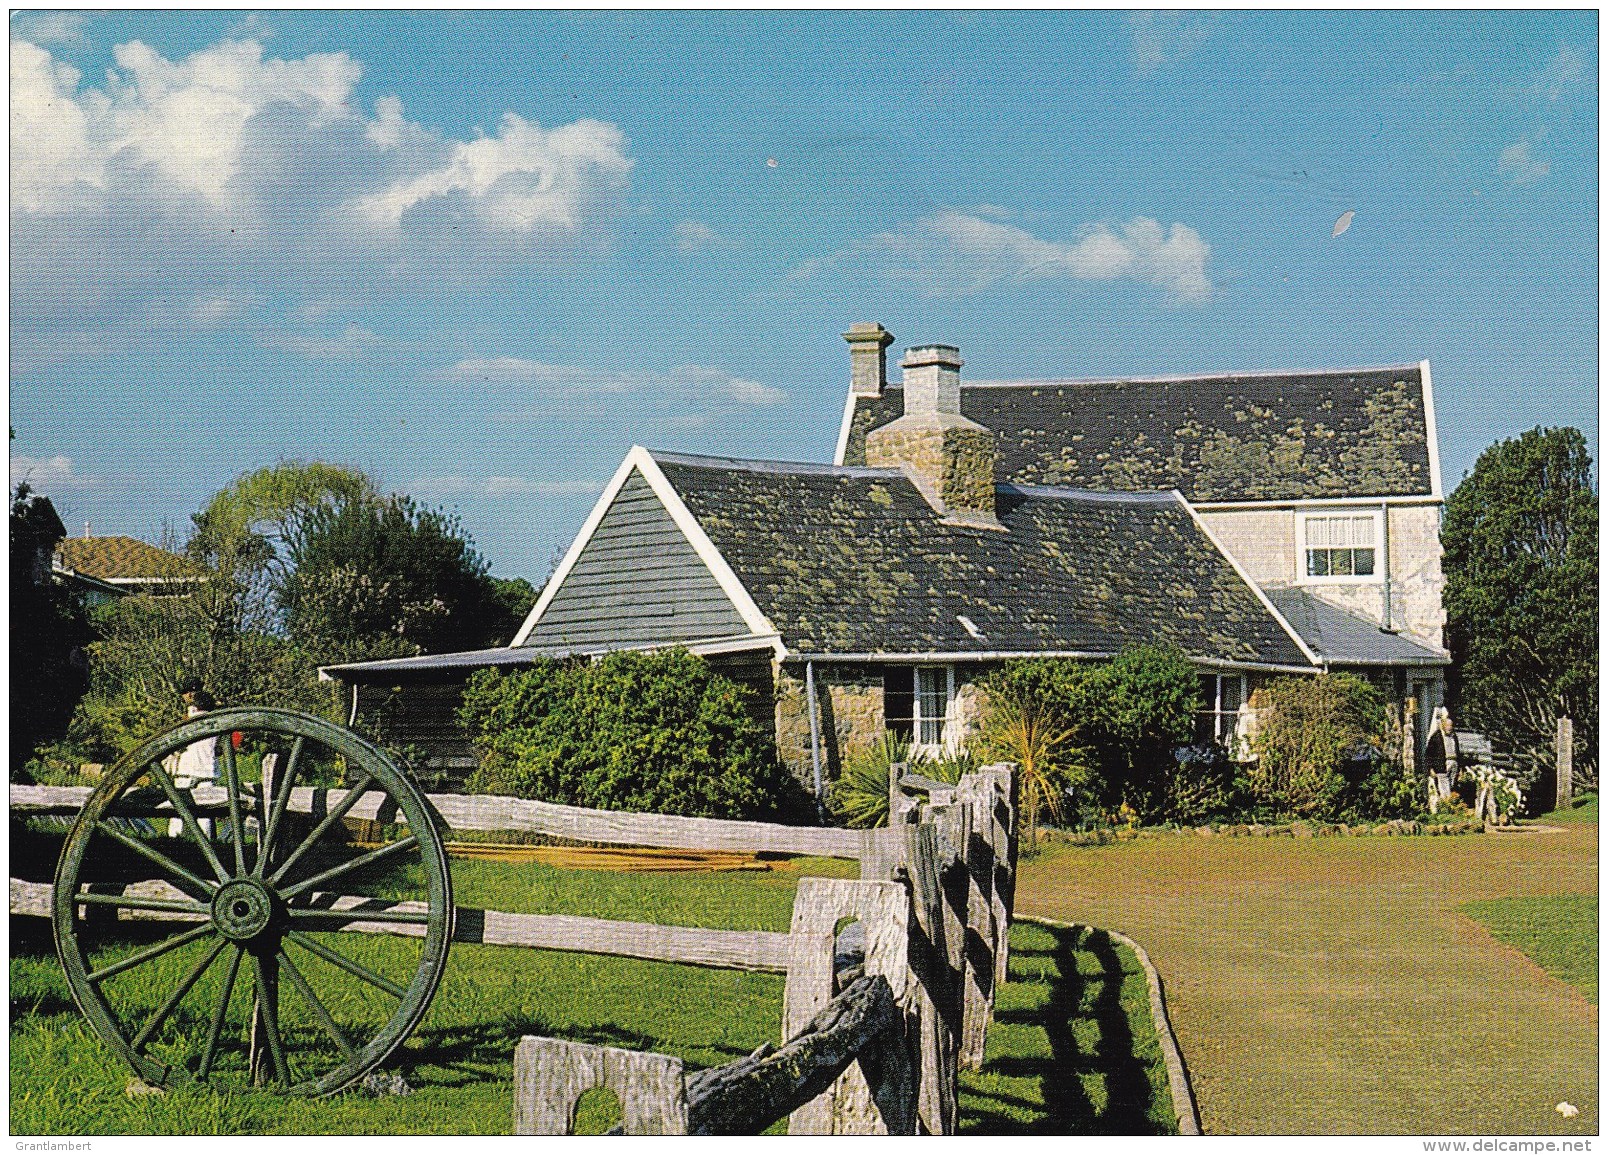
[1556,1102,1579,1119]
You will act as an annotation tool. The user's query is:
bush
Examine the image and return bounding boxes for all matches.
[979,646,1201,829]
[1243,674,1390,819]
[459,649,809,821]
[826,733,976,829]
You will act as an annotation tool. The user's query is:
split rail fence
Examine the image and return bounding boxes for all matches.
[12,761,1017,1134]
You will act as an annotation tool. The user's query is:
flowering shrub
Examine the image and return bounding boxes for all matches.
[1465,763,1523,821]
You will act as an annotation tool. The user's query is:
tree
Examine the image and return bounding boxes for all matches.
[1443,427,1597,785]
[280,493,507,663]
[11,484,91,768]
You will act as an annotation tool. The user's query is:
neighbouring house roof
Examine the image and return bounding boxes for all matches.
[839,364,1437,504]
[644,450,1314,669]
[54,535,204,586]
[1262,587,1448,667]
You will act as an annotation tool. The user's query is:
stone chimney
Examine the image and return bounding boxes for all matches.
[865,344,1001,528]
[844,322,894,397]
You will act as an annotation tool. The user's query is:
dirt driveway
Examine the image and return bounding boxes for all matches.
[1017,822,1598,1135]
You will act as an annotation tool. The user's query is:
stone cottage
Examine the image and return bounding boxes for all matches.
[323,325,1448,794]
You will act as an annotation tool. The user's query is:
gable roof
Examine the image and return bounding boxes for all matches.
[1263,587,1448,667]
[649,450,1315,670]
[839,364,1437,504]
[54,535,204,584]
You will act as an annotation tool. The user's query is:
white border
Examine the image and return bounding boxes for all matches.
[1421,358,1444,499]
[1175,491,1324,668]
[512,446,780,653]
[1192,494,1441,511]
[832,389,857,466]
[1294,507,1386,587]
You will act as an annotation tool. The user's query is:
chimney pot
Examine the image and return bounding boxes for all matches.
[901,344,964,418]
[844,322,894,397]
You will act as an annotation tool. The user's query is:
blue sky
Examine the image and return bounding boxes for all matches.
[10,10,1598,581]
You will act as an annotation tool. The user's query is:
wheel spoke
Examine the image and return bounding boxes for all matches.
[278,835,420,902]
[286,931,408,1000]
[74,890,210,916]
[255,737,304,879]
[145,757,230,884]
[221,737,247,877]
[289,906,432,926]
[130,936,229,1052]
[198,945,245,1081]
[267,774,377,887]
[278,949,355,1061]
[93,821,218,900]
[250,952,291,1087]
[86,924,216,984]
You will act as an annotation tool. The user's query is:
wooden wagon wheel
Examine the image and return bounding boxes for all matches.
[51,708,454,1096]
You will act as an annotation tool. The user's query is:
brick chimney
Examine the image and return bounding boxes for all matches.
[865,344,1001,528]
[844,322,894,397]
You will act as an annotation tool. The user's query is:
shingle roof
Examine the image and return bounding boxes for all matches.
[653,451,1314,669]
[1263,587,1448,667]
[841,365,1434,503]
[54,536,203,583]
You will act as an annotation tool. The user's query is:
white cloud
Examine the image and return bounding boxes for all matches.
[443,356,785,406]
[258,323,385,359]
[11,453,97,490]
[1533,44,1586,103]
[408,475,603,499]
[809,210,1213,303]
[1499,137,1550,185]
[1129,12,1210,76]
[673,219,725,252]
[11,35,633,243]
[353,113,632,235]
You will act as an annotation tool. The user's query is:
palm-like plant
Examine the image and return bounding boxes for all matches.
[980,695,1082,849]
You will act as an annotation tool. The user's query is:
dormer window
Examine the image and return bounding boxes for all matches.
[1299,511,1381,582]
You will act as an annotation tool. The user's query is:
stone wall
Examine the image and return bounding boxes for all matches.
[1197,502,1446,651]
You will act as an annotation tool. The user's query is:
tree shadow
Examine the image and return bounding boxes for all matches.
[961,925,1161,1135]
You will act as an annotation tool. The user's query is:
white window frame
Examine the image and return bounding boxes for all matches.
[1197,673,1247,746]
[1297,509,1384,585]
[912,665,958,756]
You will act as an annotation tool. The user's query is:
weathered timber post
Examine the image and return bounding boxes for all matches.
[783,877,915,1134]
[954,773,998,1071]
[1556,716,1574,810]
[513,1037,688,1134]
[902,809,965,1135]
[889,762,920,827]
[979,763,1018,992]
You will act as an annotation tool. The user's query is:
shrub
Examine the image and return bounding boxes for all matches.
[459,649,809,821]
[1244,674,1389,819]
[826,733,978,829]
[979,646,1201,830]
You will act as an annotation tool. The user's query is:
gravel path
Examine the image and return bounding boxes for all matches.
[1016,822,1598,1135]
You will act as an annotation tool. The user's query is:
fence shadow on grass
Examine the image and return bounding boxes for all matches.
[960,924,1163,1135]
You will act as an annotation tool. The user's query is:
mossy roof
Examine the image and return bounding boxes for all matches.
[54,535,204,582]
[841,365,1434,503]
[653,451,1313,668]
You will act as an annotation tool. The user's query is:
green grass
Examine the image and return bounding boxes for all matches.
[11,853,1169,1135]
[960,921,1175,1135]
[1541,793,1598,824]
[1461,894,1598,1003]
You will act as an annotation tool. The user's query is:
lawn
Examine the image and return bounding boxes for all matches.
[1015,819,1599,1135]
[11,851,1171,1135]
[1461,894,1598,1003]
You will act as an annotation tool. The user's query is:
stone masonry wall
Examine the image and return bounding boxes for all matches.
[866,416,998,524]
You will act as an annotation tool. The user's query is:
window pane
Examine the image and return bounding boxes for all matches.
[915,667,948,747]
[1307,518,1330,548]
[1331,548,1354,576]
[1307,549,1329,577]
[1353,516,1376,547]
[883,667,913,740]
[1221,676,1243,713]
[1330,517,1352,548]
[1354,548,1376,576]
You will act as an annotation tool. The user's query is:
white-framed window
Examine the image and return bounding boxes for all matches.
[1299,510,1382,582]
[884,665,957,754]
[1195,673,1246,746]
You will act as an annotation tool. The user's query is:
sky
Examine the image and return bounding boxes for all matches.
[9,10,1599,582]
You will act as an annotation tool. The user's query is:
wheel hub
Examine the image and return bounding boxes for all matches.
[211,878,279,942]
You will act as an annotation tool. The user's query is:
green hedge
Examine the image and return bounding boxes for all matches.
[458,649,809,821]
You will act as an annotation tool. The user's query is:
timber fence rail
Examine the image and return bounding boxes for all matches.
[12,761,1018,1134]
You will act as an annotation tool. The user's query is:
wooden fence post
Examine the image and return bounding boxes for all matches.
[954,773,998,1071]
[783,877,915,1135]
[1556,716,1574,810]
[979,764,1018,993]
[902,809,964,1135]
[513,1037,687,1134]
